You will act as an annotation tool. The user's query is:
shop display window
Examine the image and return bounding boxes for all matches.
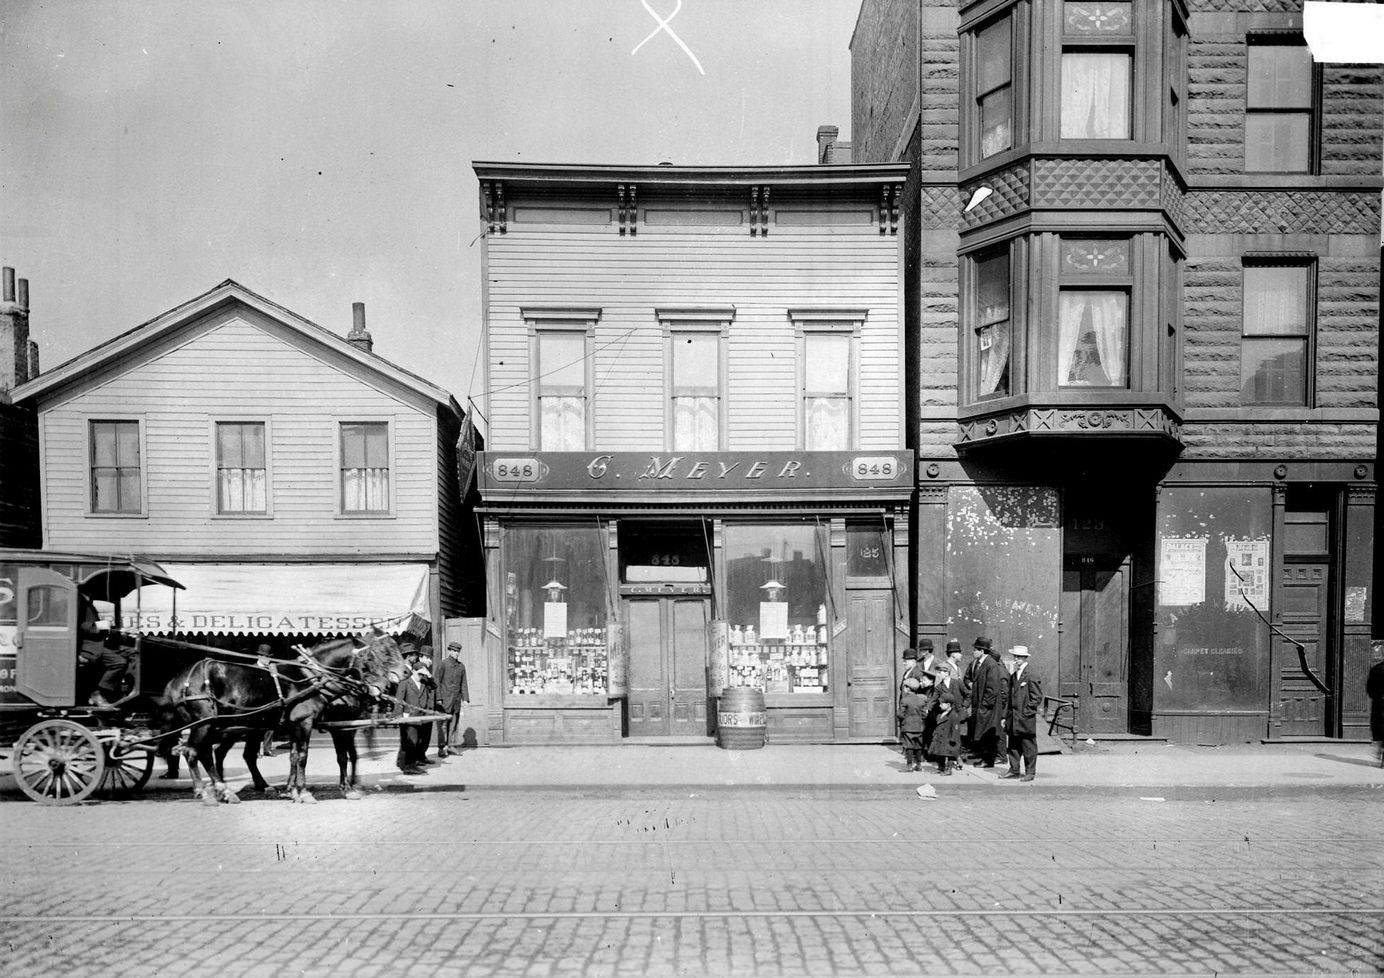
[504,525,609,696]
[723,523,829,695]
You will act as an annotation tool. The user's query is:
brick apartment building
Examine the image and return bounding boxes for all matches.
[849,0,1380,743]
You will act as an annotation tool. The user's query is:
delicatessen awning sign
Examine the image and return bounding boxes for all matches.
[478,451,914,497]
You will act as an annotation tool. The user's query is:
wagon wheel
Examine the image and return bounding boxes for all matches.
[13,719,107,805]
[98,742,155,797]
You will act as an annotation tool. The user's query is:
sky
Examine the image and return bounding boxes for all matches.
[1,0,862,401]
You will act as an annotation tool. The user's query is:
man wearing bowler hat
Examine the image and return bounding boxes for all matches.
[1000,645,1042,781]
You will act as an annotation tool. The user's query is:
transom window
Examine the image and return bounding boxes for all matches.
[1246,38,1314,173]
[670,332,721,451]
[1060,3,1134,140]
[1057,238,1130,388]
[340,422,390,514]
[1241,261,1313,405]
[90,420,141,514]
[215,421,266,514]
[536,331,588,451]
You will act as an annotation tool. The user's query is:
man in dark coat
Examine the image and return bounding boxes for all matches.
[1000,645,1042,781]
[1367,657,1384,768]
[395,644,436,774]
[434,641,470,758]
[967,637,1005,768]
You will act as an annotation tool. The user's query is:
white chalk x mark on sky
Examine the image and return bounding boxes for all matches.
[631,0,705,76]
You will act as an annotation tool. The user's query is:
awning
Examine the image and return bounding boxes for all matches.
[128,562,431,636]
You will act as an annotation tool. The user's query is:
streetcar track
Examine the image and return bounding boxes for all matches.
[2,907,1381,923]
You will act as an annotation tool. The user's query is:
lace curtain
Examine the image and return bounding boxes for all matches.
[1058,291,1126,387]
[1060,52,1131,139]
[539,395,585,451]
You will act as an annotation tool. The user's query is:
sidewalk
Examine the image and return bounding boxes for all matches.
[7,737,1380,799]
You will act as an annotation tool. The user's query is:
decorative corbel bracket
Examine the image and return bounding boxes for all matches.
[483,180,506,234]
[749,186,771,236]
[618,184,639,235]
[881,183,902,235]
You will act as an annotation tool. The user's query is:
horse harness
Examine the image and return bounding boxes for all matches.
[178,648,376,722]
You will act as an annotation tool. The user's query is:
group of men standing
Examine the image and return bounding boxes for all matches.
[898,635,1043,781]
[393,640,470,775]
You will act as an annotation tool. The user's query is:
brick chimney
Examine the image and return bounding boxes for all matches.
[347,301,374,354]
[0,266,33,402]
[815,124,853,164]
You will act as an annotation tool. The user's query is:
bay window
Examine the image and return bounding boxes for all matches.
[1058,238,1130,388]
[974,249,1012,398]
[975,15,1014,159]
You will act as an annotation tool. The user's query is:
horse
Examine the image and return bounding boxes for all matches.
[159,629,405,804]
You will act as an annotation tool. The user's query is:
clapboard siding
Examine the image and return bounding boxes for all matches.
[41,312,442,556]
[484,222,902,453]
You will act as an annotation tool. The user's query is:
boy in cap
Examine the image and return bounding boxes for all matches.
[927,660,964,773]
[896,676,929,772]
[1000,645,1042,781]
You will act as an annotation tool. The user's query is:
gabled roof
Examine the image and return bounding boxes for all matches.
[12,279,463,418]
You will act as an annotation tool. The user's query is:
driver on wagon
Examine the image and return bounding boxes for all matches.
[79,594,131,708]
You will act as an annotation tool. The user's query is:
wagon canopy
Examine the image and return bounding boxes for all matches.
[127,562,431,636]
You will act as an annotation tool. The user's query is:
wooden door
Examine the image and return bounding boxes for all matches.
[625,597,710,737]
[16,567,78,707]
[1059,558,1129,734]
[845,590,893,739]
[1273,562,1329,736]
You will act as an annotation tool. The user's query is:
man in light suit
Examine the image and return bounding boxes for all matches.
[999,645,1042,782]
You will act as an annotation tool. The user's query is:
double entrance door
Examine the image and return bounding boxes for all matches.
[625,596,711,737]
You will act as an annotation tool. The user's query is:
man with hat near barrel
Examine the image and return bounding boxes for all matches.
[966,637,1005,768]
[1000,645,1042,781]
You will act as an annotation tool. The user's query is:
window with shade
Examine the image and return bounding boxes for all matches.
[1245,38,1314,173]
[1060,2,1134,140]
[1241,261,1313,405]
[973,248,1012,398]
[536,330,588,451]
[215,421,267,514]
[90,420,141,514]
[1057,239,1130,389]
[340,421,389,514]
[802,332,853,450]
[670,331,721,451]
[974,14,1013,160]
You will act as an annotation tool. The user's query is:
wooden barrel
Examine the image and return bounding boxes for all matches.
[716,687,766,750]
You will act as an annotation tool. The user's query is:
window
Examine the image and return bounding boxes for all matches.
[90,420,141,514]
[1057,238,1130,388]
[974,249,1012,398]
[340,422,389,514]
[803,333,852,450]
[536,331,587,451]
[1060,3,1134,140]
[1246,39,1313,173]
[1241,261,1312,405]
[975,16,1013,159]
[215,421,266,514]
[670,332,721,451]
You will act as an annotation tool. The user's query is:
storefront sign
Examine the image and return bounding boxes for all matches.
[1159,538,1207,606]
[478,451,914,495]
[1223,539,1270,612]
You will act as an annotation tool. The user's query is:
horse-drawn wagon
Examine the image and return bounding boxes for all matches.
[0,549,186,804]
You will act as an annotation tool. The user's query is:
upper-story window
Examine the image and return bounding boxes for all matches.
[215,421,267,514]
[90,420,141,514]
[1241,259,1314,405]
[976,15,1014,159]
[340,421,390,514]
[1060,2,1134,140]
[536,330,589,451]
[791,310,863,451]
[1058,238,1130,388]
[1245,37,1314,173]
[974,248,1012,398]
[670,331,721,451]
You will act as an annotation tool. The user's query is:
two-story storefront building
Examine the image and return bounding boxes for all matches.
[473,162,912,744]
[851,0,1380,743]
[12,280,477,654]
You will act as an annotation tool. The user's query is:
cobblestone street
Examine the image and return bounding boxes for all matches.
[2,783,1381,977]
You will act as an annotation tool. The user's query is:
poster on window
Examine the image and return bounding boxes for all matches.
[759,602,788,641]
[543,602,568,639]
[1159,538,1206,606]
[1223,539,1270,612]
